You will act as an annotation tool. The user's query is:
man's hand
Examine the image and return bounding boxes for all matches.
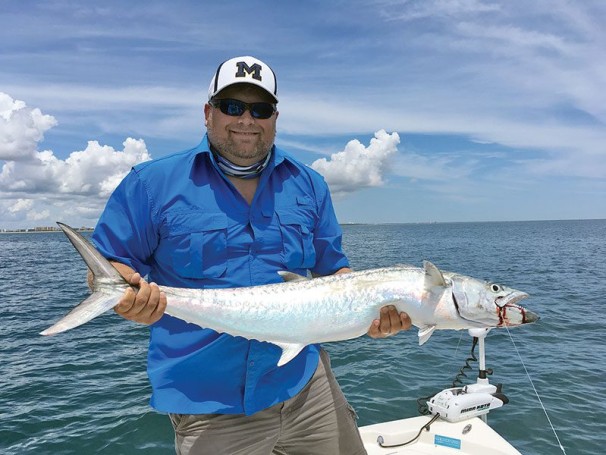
[115,272,167,325]
[102,262,167,325]
[367,305,412,338]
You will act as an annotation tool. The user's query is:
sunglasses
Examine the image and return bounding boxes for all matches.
[209,98,276,120]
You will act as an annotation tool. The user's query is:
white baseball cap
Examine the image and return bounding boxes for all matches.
[208,56,278,103]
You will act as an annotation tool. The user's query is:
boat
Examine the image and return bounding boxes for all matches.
[360,415,520,454]
[358,328,522,454]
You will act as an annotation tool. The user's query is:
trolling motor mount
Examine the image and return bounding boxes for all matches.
[427,328,509,423]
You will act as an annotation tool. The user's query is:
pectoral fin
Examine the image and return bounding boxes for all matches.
[277,271,310,282]
[418,325,436,345]
[275,342,306,367]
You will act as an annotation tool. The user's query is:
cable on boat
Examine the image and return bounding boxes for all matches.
[452,336,479,388]
[505,327,568,455]
[377,414,441,448]
[416,336,479,415]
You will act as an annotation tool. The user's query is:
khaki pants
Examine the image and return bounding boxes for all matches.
[169,350,367,455]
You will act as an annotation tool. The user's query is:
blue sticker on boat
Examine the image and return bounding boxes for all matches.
[435,434,462,449]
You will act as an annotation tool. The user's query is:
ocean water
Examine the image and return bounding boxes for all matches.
[1,220,604,454]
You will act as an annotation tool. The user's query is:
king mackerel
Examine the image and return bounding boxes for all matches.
[42,223,539,367]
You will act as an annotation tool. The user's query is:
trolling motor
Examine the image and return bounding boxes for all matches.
[377,328,511,449]
[427,328,509,423]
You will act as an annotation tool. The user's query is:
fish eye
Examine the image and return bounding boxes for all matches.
[490,284,502,293]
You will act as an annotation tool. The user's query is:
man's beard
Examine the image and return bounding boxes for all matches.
[209,130,275,163]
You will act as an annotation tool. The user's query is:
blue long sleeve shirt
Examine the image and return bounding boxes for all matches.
[92,135,349,415]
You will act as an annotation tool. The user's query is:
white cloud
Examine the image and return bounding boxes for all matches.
[0,92,57,161]
[27,208,50,221]
[384,0,501,21]
[311,130,400,196]
[0,138,151,196]
[0,93,152,227]
[8,198,33,213]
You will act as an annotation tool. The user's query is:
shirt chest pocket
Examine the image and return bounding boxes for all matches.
[163,212,228,279]
[275,210,316,270]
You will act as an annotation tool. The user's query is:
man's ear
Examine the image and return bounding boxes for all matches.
[203,103,211,125]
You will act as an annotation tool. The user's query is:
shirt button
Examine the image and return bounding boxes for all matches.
[250,361,254,367]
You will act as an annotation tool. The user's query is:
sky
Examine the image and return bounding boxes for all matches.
[0,0,604,229]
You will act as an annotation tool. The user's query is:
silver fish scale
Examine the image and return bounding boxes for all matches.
[160,266,427,345]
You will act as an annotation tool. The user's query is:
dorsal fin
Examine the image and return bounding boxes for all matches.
[277,271,310,282]
[423,261,447,289]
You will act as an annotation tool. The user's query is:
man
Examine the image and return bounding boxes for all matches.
[92,56,411,455]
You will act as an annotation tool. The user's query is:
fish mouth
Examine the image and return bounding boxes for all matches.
[495,292,539,326]
[495,291,528,307]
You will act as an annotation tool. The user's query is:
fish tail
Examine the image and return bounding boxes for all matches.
[40,223,127,336]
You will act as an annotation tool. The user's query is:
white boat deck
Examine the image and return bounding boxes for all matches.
[360,416,522,454]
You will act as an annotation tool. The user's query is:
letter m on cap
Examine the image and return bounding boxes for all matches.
[235,61,263,81]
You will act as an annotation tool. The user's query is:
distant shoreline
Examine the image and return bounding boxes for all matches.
[0,228,93,234]
[1,219,604,234]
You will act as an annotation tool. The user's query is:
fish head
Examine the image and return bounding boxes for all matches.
[451,276,538,327]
